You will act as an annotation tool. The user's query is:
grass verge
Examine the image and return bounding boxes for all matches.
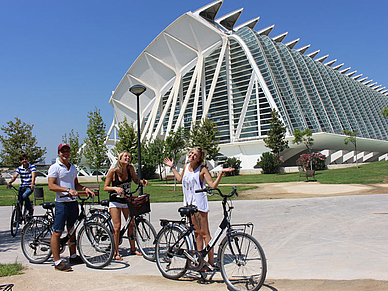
[0,261,25,277]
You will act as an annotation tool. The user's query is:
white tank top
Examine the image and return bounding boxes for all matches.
[182,165,208,212]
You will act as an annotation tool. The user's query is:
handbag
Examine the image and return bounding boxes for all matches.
[127,193,151,216]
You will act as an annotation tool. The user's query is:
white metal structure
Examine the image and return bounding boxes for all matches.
[107,0,388,169]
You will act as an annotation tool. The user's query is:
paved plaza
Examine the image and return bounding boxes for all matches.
[1,183,388,290]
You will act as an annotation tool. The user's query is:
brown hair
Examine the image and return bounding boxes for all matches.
[20,153,28,161]
[114,151,131,177]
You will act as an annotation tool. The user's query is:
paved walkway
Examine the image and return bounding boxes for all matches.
[1,183,388,290]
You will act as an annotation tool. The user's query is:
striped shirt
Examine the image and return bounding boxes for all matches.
[16,164,36,187]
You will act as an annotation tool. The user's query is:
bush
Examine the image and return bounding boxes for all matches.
[256,152,283,174]
[223,157,241,176]
[296,152,326,170]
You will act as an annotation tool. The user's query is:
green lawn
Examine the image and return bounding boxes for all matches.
[1,160,387,206]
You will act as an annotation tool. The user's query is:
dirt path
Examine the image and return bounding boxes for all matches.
[1,268,388,291]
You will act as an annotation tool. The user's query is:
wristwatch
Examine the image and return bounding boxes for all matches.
[66,188,70,193]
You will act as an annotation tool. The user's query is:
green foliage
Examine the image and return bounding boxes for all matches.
[147,138,165,180]
[0,261,25,277]
[84,107,107,181]
[257,152,283,174]
[189,118,220,161]
[0,117,46,167]
[62,129,81,165]
[293,128,314,151]
[263,109,289,155]
[381,106,388,118]
[223,157,242,176]
[293,128,314,170]
[114,117,137,156]
[165,127,187,169]
[343,130,359,168]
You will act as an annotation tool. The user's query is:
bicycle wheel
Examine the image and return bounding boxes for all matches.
[135,217,157,261]
[155,224,189,279]
[10,207,20,237]
[89,212,113,233]
[218,232,267,291]
[21,218,52,263]
[77,221,114,269]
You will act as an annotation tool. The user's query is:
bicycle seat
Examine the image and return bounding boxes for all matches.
[42,202,55,210]
[101,200,109,207]
[178,205,198,217]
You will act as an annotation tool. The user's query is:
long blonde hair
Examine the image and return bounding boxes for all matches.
[114,151,131,178]
[192,147,206,166]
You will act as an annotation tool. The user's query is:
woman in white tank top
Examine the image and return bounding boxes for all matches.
[164,147,234,270]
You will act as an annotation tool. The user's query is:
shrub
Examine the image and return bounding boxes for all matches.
[223,157,241,176]
[296,152,326,171]
[256,152,284,174]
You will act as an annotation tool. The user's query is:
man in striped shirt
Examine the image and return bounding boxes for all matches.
[7,153,36,218]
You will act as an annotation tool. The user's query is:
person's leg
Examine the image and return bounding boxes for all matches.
[110,206,123,259]
[67,202,79,257]
[51,202,66,262]
[191,212,205,250]
[124,208,141,255]
[21,187,33,216]
[196,211,214,266]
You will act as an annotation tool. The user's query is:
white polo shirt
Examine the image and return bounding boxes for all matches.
[48,158,77,203]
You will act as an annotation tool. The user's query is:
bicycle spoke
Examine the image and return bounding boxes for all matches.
[77,222,114,269]
[21,219,52,263]
[155,225,188,279]
[219,233,266,291]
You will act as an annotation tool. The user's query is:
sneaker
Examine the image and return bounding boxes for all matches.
[55,261,72,272]
[69,255,84,265]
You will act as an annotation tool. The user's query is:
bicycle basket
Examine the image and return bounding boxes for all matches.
[128,193,150,216]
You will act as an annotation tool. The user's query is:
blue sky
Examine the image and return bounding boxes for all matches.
[1,0,387,164]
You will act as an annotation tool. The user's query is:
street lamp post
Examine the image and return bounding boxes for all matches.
[129,84,147,195]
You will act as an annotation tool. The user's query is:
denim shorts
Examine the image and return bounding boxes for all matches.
[53,201,79,232]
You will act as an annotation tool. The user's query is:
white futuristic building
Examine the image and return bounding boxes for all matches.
[106,0,388,170]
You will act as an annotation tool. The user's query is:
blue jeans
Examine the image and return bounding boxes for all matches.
[18,186,33,215]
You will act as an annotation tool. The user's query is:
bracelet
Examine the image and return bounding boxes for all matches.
[171,164,175,169]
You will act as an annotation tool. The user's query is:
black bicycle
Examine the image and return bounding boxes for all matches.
[21,194,114,269]
[155,186,267,291]
[89,185,157,261]
[8,185,32,237]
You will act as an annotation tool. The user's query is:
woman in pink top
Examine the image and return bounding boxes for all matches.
[164,147,233,270]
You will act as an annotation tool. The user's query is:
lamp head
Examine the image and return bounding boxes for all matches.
[129,84,146,96]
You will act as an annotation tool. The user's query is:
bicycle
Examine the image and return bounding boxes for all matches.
[155,186,267,291]
[89,185,157,261]
[8,185,33,237]
[21,193,115,269]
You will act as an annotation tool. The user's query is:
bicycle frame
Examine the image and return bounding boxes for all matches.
[164,187,254,265]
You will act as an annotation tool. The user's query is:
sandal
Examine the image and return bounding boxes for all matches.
[114,254,123,261]
[130,250,142,256]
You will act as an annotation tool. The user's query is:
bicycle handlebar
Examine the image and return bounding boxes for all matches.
[59,193,92,201]
[195,186,238,198]
[109,185,141,198]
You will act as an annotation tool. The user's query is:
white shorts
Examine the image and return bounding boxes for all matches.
[109,201,128,209]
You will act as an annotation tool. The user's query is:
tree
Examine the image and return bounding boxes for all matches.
[62,129,81,165]
[293,128,314,170]
[0,117,46,167]
[264,109,289,155]
[189,118,220,161]
[83,107,107,182]
[343,130,358,168]
[147,137,166,181]
[381,106,388,118]
[165,127,187,189]
[114,117,137,157]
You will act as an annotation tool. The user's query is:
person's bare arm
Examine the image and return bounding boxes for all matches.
[163,157,185,183]
[202,167,235,188]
